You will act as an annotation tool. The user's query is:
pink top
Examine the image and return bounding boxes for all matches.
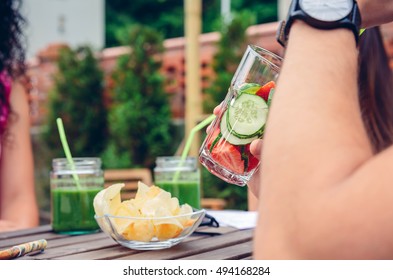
[0,71,11,137]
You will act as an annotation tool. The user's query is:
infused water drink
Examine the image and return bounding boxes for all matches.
[199,45,282,186]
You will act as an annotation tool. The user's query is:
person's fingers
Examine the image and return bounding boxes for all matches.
[213,105,221,115]
[206,123,212,134]
[206,103,224,133]
[213,101,225,115]
[250,139,263,160]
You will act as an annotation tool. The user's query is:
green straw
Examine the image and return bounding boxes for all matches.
[181,114,216,161]
[56,118,81,189]
[173,114,216,182]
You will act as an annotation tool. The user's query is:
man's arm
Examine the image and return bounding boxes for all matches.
[254,18,393,259]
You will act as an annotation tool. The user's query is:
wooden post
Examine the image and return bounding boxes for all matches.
[184,0,202,157]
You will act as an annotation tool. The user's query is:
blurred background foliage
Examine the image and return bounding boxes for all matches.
[44,46,108,159]
[105,0,277,47]
[203,10,256,113]
[101,24,176,170]
[36,1,278,212]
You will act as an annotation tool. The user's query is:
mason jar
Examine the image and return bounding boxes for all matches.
[50,157,104,234]
[154,156,201,209]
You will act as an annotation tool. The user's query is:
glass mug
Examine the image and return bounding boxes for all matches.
[50,157,104,234]
[199,45,283,186]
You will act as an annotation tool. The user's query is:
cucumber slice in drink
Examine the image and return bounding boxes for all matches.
[220,111,259,145]
[209,132,222,153]
[267,88,275,107]
[227,93,268,138]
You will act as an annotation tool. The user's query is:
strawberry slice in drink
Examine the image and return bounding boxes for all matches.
[211,138,244,174]
[243,143,260,172]
[256,81,275,101]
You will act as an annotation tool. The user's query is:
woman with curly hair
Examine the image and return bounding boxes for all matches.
[0,0,38,231]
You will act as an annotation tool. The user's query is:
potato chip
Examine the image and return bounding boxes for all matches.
[146,185,162,199]
[93,183,125,234]
[132,181,160,210]
[154,223,183,240]
[152,207,184,239]
[119,200,139,216]
[178,204,195,227]
[93,183,124,217]
[122,220,154,242]
[140,190,172,217]
[113,203,139,233]
[133,181,149,203]
[169,197,180,214]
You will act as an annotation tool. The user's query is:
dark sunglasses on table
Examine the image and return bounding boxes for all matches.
[192,209,221,236]
[199,212,220,228]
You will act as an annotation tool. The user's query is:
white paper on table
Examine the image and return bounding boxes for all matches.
[206,210,258,230]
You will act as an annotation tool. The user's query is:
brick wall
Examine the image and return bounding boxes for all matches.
[27,21,393,127]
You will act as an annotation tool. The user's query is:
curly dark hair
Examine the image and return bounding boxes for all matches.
[0,0,26,137]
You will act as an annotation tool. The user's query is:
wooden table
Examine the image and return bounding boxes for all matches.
[0,225,254,260]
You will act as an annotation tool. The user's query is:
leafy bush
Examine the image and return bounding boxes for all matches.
[106,0,278,47]
[102,24,175,170]
[43,45,108,159]
[204,11,256,112]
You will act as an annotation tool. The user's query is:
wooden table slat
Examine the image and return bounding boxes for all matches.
[0,232,66,249]
[179,240,253,260]
[24,235,118,260]
[0,225,52,241]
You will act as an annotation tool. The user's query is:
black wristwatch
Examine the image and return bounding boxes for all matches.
[277,0,362,47]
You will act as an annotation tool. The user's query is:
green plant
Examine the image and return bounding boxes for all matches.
[102,24,175,170]
[43,45,108,159]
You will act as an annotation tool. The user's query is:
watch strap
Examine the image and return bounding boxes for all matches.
[277,0,361,47]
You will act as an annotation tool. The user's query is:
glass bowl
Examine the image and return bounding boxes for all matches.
[95,209,206,250]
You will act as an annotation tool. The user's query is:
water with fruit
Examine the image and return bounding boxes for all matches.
[199,81,275,186]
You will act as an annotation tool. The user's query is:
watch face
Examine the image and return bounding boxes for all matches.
[299,0,353,22]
